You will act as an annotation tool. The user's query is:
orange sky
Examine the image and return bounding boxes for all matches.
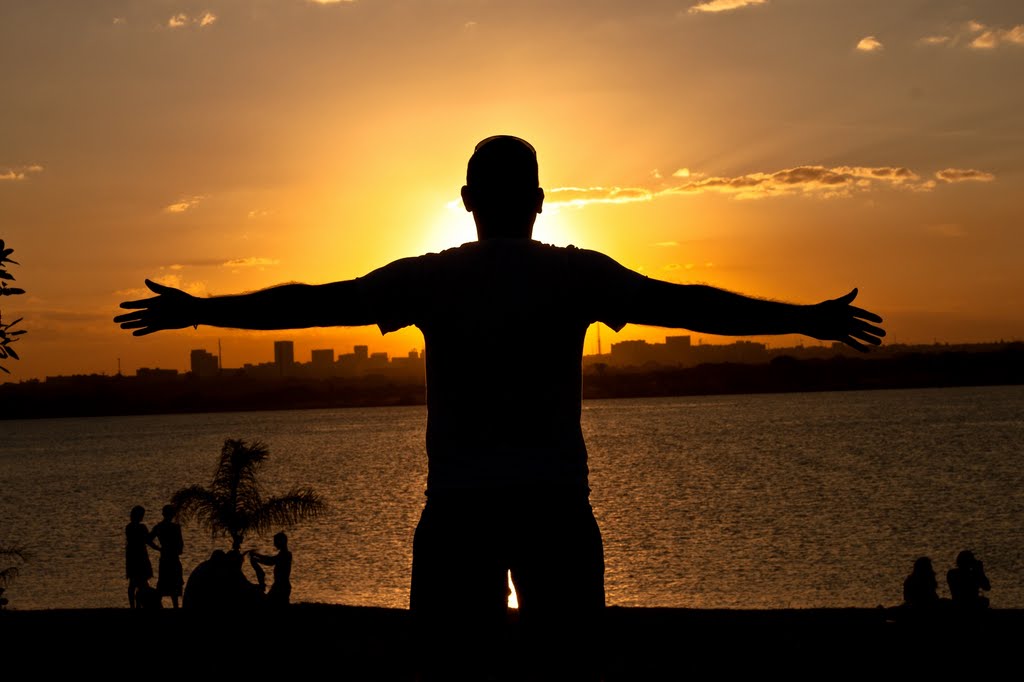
[2,1,1023,381]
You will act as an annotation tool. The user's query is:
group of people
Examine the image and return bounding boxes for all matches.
[124,504,184,609]
[903,550,992,611]
[125,505,291,609]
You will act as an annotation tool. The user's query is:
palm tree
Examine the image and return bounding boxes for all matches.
[172,439,326,551]
[0,544,27,587]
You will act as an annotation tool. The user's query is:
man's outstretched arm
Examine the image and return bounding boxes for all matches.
[114,279,375,336]
[625,277,885,352]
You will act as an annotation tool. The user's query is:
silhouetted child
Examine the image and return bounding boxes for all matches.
[250,531,293,607]
[903,556,939,609]
[947,550,990,609]
[125,505,153,608]
[149,504,185,608]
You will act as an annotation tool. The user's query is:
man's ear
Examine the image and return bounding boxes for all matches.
[535,187,544,214]
[461,185,474,212]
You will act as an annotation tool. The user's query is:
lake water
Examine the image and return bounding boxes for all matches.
[2,386,1022,610]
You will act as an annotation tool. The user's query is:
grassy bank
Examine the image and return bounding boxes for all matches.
[4,604,1021,678]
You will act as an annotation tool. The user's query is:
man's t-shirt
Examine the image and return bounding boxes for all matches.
[357,239,647,494]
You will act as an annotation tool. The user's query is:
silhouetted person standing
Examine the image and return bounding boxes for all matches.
[947,550,990,609]
[125,505,153,609]
[251,531,293,607]
[115,135,885,679]
[149,504,185,608]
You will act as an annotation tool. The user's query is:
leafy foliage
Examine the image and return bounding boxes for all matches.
[172,439,326,551]
[0,239,27,374]
[0,544,28,588]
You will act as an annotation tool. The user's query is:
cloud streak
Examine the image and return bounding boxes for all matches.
[689,0,767,14]
[168,12,217,29]
[935,168,995,183]
[546,164,995,207]
[0,164,43,181]
[222,257,280,268]
[919,20,1024,49]
[163,195,206,213]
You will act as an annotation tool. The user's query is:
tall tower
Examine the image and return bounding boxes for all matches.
[274,340,295,376]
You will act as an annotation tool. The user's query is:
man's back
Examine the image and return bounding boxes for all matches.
[359,238,639,493]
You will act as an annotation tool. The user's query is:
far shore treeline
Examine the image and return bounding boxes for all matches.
[1,342,1021,420]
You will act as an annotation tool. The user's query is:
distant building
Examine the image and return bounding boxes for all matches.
[311,349,335,367]
[274,340,295,376]
[390,349,425,378]
[136,367,179,381]
[190,349,219,377]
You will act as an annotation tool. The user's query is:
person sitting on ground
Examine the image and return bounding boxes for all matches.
[947,550,990,609]
[903,556,939,609]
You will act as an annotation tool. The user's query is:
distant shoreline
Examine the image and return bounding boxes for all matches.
[3,343,1022,420]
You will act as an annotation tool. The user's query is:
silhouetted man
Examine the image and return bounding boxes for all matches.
[116,135,884,679]
[251,531,293,607]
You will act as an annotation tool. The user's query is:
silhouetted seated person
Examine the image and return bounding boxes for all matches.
[183,549,263,610]
[250,532,293,607]
[947,550,990,610]
[115,135,885,680]
[903,556,940,610]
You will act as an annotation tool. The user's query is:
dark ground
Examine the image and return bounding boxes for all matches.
[4,604,1021,679]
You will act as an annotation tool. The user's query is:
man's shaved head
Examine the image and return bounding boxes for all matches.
[463,135,544,240]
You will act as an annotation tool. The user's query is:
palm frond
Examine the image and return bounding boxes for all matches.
[0,544,28,587]
[170,439,325,551]
[248,488,327,537]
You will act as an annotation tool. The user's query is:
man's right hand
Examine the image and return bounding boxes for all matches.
[114,279,199,336]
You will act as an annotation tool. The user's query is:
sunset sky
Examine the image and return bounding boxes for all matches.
[2,0,1022,381]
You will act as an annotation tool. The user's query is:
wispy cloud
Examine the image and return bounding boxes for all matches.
[163,195,206,213]
[856,36,884,52]
[0,164,43,181]
[547,187,655,207]
[652,241,679,248]
[935,168,995,183]
[308,0,357,5]
[547,164,994,206]
[971,24,1024,49]
[222,257,280,268]
[168,12,217,29]
[689,0,767,14]
[666,165,923,200]
[919,20,1024,49]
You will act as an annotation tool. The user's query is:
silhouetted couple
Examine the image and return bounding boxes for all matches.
[903,551,991,610]
[124,504,183,609]
[117,135,884,679]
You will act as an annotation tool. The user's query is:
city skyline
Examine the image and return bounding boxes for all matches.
[3,2,1023,381]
